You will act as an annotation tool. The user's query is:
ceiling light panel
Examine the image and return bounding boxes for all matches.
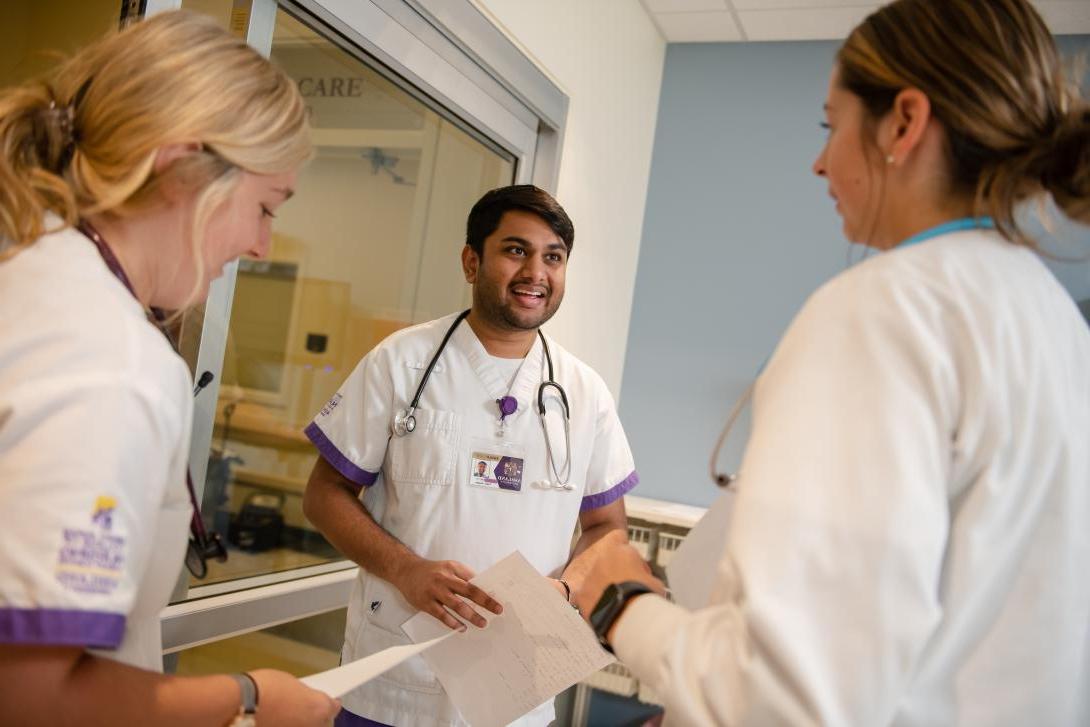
[1033,2,1090,34]
[642,0,730,12]
[738,6,877,41]
[654,10,743,42]
[731,0,879,8]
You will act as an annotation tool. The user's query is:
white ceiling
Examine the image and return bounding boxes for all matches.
[640,0,1090,42]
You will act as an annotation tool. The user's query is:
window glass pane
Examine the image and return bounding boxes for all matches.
[179,0,234,30]
[190,6,515,589]
[173,608,345,676]
[0,0,121,88]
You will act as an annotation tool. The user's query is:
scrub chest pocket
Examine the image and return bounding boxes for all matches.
[387,409,459,486]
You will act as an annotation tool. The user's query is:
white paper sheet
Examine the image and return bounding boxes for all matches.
[300,633,453,698]
[666,489,735,609]
[402,551,613,727]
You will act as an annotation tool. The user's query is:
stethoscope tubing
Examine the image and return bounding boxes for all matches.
[394,310,573,488]
[400,309,472,434]
[708,381,754,489]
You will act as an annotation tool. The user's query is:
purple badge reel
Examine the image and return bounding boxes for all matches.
[497,395,518,419]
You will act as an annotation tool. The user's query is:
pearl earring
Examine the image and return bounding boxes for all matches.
[885,154,895,165]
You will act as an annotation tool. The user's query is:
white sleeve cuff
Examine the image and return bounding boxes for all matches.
[612,593,689,682]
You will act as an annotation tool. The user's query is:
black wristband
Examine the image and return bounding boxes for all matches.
[589,581,653,654]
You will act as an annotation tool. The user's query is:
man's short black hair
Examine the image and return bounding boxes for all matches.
[465,185,574,257]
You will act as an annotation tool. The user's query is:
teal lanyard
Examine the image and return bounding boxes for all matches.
[898,216,995,248]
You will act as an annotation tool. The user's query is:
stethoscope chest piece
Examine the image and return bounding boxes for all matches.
[393,408,416,436]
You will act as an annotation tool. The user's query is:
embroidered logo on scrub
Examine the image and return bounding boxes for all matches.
[469,452,523,491]
[54,495,125,595]
[91,495,116,529]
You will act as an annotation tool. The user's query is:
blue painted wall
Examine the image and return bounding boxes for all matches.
[621,37,1090,508]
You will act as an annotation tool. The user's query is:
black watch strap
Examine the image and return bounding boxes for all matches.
[589,581,653,654]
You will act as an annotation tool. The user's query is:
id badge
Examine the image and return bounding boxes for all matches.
[467,437,525,492]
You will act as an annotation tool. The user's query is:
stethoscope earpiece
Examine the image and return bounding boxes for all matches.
[533,480,575,491]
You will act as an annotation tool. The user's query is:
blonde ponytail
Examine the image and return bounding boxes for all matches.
[0,83,79,259]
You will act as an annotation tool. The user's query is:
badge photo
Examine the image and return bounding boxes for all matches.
[468,449,524,492]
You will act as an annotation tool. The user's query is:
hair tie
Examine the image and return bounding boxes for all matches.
[47,79,92,172]
[47,99,75,139]
[1037,106,1089,193]
[54,102,78,172]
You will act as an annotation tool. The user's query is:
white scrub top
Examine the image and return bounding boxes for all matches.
[306,313,638,726]
[615,229,1090,726]
[0,221,193,672]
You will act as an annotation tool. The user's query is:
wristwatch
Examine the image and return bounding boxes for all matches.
[228,672,259,727]
[589,581,653,654]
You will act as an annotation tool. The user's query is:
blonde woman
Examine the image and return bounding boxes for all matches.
[0,11,338,725]
[576,0,1090,724]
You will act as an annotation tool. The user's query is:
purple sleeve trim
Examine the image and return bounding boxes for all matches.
[0,607,125,649]
[581,470,640,512]
[304,422,379,490]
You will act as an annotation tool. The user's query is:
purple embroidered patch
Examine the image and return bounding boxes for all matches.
[55,504,126,596]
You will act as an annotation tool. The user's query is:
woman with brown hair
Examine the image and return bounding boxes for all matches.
[575,1,1090,724]
[0,11,337,725]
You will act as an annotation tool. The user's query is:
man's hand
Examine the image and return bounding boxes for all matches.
[392,557,503,630]
[572,529,666,622]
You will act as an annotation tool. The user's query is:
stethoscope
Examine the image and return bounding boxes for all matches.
[708,381,754,490]
[709,216,996,490]
[392,309,574,490]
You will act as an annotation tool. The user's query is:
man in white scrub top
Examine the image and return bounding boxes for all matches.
[303,185,638,727]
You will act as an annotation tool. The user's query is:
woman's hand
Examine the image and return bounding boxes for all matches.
[571,529,666,621]
[248,669,340,726]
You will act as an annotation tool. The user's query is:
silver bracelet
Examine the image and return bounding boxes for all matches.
[559,579,581,614]
[227,672,259,727]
